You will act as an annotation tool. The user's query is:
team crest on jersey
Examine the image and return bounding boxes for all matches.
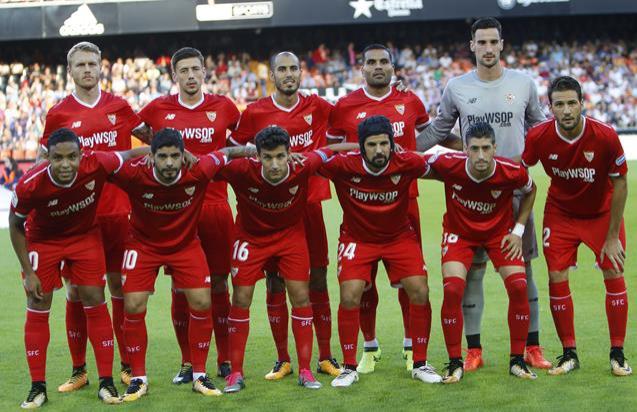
[505,93,515,105]
[185,186,195,196]
[47,199,58,207]
[491,190,502,199]
[248,187,259,193]
[390,174,401,185]
[304,114,313,125]
[107,114,116,125]
[350,176,361,183]
[583,151,595,162]
[395,104,405,115]
[289,185,299,195]
[85,180,95,190]
[142,193,154,199]
[206,111,217,123]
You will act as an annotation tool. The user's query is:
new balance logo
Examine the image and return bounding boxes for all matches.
[468,97,478,104]
[452,184,463,191]
[165,113,176,120]
[549,154,558,160]
[142,193,154,199]
[47,199,58,207]
[71,121,82,128]
[356,112,367,119]
[350,176,361,183]
[248,187,259,193]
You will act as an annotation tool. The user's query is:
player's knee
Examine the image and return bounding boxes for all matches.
[548,270,569,283]
[340,289,362,309]
[407,285,428,305]
[27,293,53,311]
[124,299,146,314]
[66,284,81,301]
[289,291,310,308]
[78,286,106,307]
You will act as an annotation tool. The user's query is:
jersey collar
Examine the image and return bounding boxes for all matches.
[362,157,390,176]
[271,94,300,113]
[555,116,586,145]
[71,88,102,109]
[178,93,205,110]
[465,158,497,183]
[261,163,290,186]
[152,167,182,186]
[362,86,392,102]
[47,166,78,188]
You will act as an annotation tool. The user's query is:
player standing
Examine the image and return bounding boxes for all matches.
[139,47,240,381]
[424,122,537,382]
[322,116,441,387]
[230,52,340,378]
[522,76,631,376]
[327,44,430,372]
[10,128,149,408]
[416,17,551,370]
[38,41,149,390]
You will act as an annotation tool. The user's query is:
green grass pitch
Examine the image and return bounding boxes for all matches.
[1,162,635,411]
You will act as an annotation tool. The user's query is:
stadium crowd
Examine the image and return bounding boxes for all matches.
[1,39,635,159]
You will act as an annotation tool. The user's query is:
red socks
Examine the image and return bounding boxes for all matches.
[123,311,147,377]
[398,287,411,342]
[189,309,213,375]
[359,276,379,343]
[338,305,360,367]
[441,277,466,359]
[309,290,332,360]
[171,290,191,364]
[410,301,432,363]
[549,280,576,348]
[65,299,87,368]
[291,306,314,371]
[25,309,50,382]
[228,306,250,375]
[605,277,628,348]
[211,289,231,366]
[504,273,530,356]
[110,296,127,365]
[84,303,115,378]
[266,291,290,362]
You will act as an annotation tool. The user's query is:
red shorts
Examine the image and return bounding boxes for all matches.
[198,202,234,275]
[231,224,310,287]
[121,237,210,293]
[441,230,525,271]
[543,207,626,272]
[24,229,106,293]
[98,213,129,274]
[304,202,329,268]
[408,197,422,245]
[336,232,427,286]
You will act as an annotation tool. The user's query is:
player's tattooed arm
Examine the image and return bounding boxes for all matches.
[501,181,537,260]
[601,175,627,272]
[219,145,258,159]
[132,123,154,144]
[8,212,43,300]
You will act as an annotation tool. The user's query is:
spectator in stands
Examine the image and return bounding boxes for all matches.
[0,156,21,190]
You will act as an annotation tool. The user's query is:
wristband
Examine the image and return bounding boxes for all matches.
[512,223,525,237]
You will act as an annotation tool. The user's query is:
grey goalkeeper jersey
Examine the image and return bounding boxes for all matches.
[417,68,546,158]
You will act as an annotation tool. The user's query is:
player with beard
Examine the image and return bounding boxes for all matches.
[522,77,631,376]
[327,44,430,373]
[139,47,240,382]
[416,17,550,371]
[322,116,442,388]
[38,42,151,391]
[230,52,341,379]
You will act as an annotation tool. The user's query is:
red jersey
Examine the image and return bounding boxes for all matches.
[11,151,123,242]
[139,93,240,204]
[40,90,142,216]
[522,117,628,218]
[229,94,333,203]
[217,149,332,236]
[327,86,429,198]
[426,153,533,241]
[110,152,226,253]
[319,151,428,243]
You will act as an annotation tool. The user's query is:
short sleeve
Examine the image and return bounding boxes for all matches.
[94,151,124,175]
[118,100,143,132]
[40,110,62,151]
[109,157,139,189]
[520,131,539,167]
[405,152,430,178]
[326,102,346,141]
[515,167,533,193]
[138,99,157,128]
[317,152,345,179]
[608,131,628,177]
[224,97,241,131]
[229,106,256,146]
[412,94,430,129]
[197,151,228,180]
[10,183,33,218]
[214,157,246,182]
[423,152,446,177]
